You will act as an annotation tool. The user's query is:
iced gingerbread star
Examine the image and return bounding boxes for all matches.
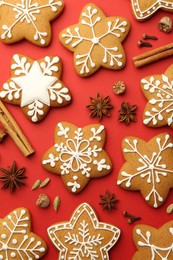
[59,3,130,77]
[0,208,47,259]
[42,122,112,194]
[131,0,173,21]
[48,203,120,260]
[0,54,71,123]
[0,0,64,46]
[133,221,173,260]
[141,64,173,129]
[117,133,173,208]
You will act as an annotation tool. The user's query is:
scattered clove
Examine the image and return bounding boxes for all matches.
[36,193,50,208]
[123,211,141,224]
[137,40,152,48]
[158,16,172,33]
[142,34,158,40]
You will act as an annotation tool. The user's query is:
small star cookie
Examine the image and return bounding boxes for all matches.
[133,221,173,259]
[0,54,71,123]
[0,208,47,259]
[48,203,120,260]
[0,0,64,46]
[42,122,112,194]
[117,133,173,208]
[141,64,173,129]
[59,3,130,77]
[131,0,173,21]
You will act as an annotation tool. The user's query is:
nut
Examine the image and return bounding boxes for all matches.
[113,81,126,95]
[36,193,50,208]
[158,16,172,33]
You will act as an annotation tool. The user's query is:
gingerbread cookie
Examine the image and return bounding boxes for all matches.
[59,3,130,77]
[117,133,173,208]
[0,54,71,123]
[42,122,112,194]
[132,221,173,259]
[0,208,47,259]
[141,64,173,129]
[0,0,64,46]
[48,202,120,260]
[131,0,173,21]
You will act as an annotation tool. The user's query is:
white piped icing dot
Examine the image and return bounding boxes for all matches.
[12,239,17,245]
[1,234,6,239]
[0,255,3,260]
[10,252,16,258]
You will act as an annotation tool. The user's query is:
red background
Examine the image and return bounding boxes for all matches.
[1,0,173,259]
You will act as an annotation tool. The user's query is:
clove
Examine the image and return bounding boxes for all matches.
[123,211,141,224]
[142,34,158,40]
[137,40,152,48]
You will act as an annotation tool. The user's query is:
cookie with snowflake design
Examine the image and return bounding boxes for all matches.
[117,133,173,208]
[42,122,112,194]
[132,221,173,259]
[0,207,47,259]
[48,202,120,260]
[131,0,173,21]
[0,54,71,123]
[0,0,64,46]
[141,64,173,129]
[59,3,130,77]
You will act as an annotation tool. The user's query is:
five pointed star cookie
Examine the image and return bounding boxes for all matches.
[131,0,173,21]
[0,208,47,259]
[117,133,173,208]
[48,203,120,260]
[42,122,112,194]
[59,3,130,77]
[132,221,173,260]
[0,54,71,123]
[0,0,64,46]
[141,64,173,129]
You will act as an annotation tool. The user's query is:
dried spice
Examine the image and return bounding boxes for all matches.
[39,178,50,188]
[86,93,113,121]
[142,34,158,40]
[0,129,7,143]
[123,211,141,224]
[113,81,126,95]
[118,102,137,125]
[166,204,173,214]
[0,161,26,192]
[36,193,50,208]
[53,196,61,212]
[31,179,41,190]
[158,16,172,33]
[99,190,118,211]
[137,40,152,47]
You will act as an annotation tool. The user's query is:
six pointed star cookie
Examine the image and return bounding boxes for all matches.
[0,0,64,46]
[132,221,173,260]
[0,208,47,259]
[59,3,130,77]
[131,0,173,21]
[141,64,173,129]
[117,133,173,208]
[42,122,112,194]
[0,54,71,123]
[48,203,120,260]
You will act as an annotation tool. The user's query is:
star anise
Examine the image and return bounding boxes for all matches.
[118,101,137,125]
[86,93,113,121]
[0,161,26,192]
[99,190,118,211]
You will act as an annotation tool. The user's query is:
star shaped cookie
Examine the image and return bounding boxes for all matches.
[42,122,112,194]
[133,221,173,259]
[141,64,173,129]
[0,0,64,46]
[0,54,71,123]
[48,203,120,260]
[131,0,173,21]
[0,208,47,259]
[117,133,173,208]
[59,3,130,77]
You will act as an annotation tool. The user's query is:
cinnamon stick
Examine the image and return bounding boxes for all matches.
[133,42,173,68]
[0,101,34,157]
[0,128,7,143]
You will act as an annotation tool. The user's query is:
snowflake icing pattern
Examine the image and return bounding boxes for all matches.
[59,3,130,76]
[0,208,47,259]
[141,65,173,129]
[48,203,120,260]
[0,0,64,46]
[42,122,112,193]
[117,134,173,208]
[0,54,71,122]
[133,222,173,260]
